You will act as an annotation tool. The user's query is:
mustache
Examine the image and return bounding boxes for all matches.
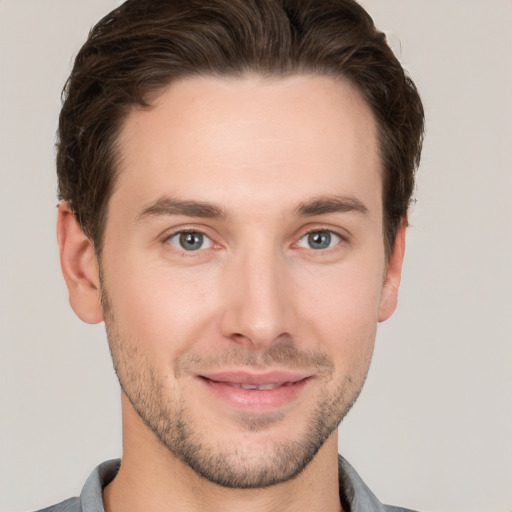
[174,338,334,377]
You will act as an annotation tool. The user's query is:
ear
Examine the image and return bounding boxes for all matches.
[57,202,104,324]
[378,222,407,322]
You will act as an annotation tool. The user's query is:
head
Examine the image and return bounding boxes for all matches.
[57,0,424,491]
[57,0,423,259]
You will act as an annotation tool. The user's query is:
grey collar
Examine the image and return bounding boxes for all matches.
[72,456,408,512]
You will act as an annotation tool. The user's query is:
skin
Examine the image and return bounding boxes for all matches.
[58,74,406,512]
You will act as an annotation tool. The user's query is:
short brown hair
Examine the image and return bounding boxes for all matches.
[57,0,424,257]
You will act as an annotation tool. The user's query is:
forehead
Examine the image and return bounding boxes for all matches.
[113,74,381,220]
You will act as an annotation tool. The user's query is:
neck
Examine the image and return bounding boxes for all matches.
[103,397,343,512]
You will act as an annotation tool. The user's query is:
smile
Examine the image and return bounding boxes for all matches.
[197,371,312,412]
[226,382,295,390]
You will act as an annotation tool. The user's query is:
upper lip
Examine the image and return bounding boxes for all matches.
[198,370,311,386]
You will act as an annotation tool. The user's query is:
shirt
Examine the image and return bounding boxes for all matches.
[36,456,417,512]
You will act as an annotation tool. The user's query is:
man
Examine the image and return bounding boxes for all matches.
[43,0,424,511]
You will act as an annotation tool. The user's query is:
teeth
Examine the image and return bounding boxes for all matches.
[241,384,259,390]
[231,383,281,390]
[256,383,280,390]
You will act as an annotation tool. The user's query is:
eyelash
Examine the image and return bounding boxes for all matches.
[163,228,216,254]
[296,228,344,251]
[161,226,347,255]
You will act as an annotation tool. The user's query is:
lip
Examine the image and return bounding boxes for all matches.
[197,370,312,412]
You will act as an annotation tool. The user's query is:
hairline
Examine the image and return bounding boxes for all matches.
[93,70,400,260]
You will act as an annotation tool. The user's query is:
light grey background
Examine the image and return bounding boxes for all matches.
[1,1,510,511]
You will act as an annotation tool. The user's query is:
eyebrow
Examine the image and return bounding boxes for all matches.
[296,195,368,217]
[137,196,229,222]
[136,194,368,223]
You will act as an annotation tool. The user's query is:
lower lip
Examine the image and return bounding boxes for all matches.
[199,377,311,412]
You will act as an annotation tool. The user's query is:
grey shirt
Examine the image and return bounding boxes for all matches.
[36,456,417,512]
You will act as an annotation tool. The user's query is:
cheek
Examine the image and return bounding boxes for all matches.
[102,253,227,360]
[295,259,384,358]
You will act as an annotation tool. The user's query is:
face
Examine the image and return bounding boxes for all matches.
[64,74,404,488]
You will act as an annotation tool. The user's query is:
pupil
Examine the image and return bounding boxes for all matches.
[308,231,331,249]
[180,232,203,250]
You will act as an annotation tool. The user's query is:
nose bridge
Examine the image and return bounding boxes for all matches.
[221,239,290,348]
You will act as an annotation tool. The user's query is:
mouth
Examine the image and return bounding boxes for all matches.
[197,371,312,412]
[220,382,297,390]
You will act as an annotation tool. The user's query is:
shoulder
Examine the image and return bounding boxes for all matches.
[383,506,419,512]
[33,459,120,512]
[338,455,420,512]
[34,497,80,512]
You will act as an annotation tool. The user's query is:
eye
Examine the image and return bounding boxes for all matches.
[297,230,341,250]
[167,231,213,251]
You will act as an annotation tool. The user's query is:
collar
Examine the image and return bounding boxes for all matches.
[76,456,399,512]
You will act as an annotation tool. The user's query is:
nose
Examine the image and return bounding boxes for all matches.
[219,244,292,350]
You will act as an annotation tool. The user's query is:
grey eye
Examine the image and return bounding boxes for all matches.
[298,230,340,250]
[168,231,213,251]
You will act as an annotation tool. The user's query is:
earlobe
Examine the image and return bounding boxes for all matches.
[378,223,407,322]
[57,202,104,324]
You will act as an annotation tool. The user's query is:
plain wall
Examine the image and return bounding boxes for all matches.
[1,1,511,511]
